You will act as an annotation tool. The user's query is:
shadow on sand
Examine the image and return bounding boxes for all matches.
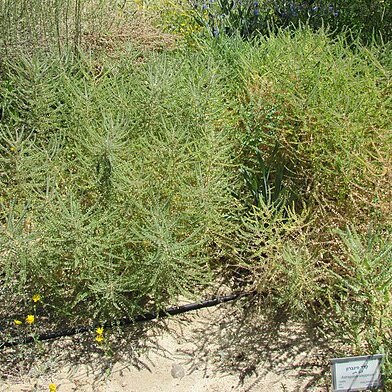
[175,297,333,391]
[1,297,334,391]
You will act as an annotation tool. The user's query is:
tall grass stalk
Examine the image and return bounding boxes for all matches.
[0,0,132,56]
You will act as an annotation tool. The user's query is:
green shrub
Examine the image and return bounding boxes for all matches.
[323,227,392,388]
[0,49,238,326]
[187,0,391,42]
[205,32,391,383]
[233,29,391,229]
[1,23,391,388]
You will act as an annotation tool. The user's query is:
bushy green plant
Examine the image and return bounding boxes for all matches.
[231,28,391,228]
[205,32,390,385]
[0,48,239,327]
[331,0,392,43]
[240,149,289,210]
[1,18,391,388]
[215,188,310,296]
[187,0,392,42]
[323,227,392,388]
[190,0,270,38]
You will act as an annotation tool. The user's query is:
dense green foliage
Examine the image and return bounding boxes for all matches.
[204,34,391,383]
[0,0,391,388]
[0,51,237,324]
[190,0,392,42]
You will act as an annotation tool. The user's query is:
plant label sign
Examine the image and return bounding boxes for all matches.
[331,354,384,392]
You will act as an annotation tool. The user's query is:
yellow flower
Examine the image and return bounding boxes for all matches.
[25,315,35,325]
[32,293,41,303]
[48,384,57,392]
[95,326,104,335]
[14,319,22,326]
[95,335,104,343]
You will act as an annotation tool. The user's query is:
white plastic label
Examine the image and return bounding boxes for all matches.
[331,354,384,392]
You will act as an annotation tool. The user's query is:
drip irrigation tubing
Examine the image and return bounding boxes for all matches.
[1,291,255,349]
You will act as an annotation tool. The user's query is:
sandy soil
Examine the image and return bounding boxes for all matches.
[0,301,333,392]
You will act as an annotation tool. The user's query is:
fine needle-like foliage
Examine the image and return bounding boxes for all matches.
[0,2,391,386]
[0,41,242,329]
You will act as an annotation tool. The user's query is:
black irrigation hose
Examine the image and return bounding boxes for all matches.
[1,291,255,349]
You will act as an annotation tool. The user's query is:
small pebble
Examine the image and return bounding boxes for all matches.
[170,363,185,379]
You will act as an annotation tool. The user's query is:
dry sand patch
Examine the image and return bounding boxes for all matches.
[1,301,331,391]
